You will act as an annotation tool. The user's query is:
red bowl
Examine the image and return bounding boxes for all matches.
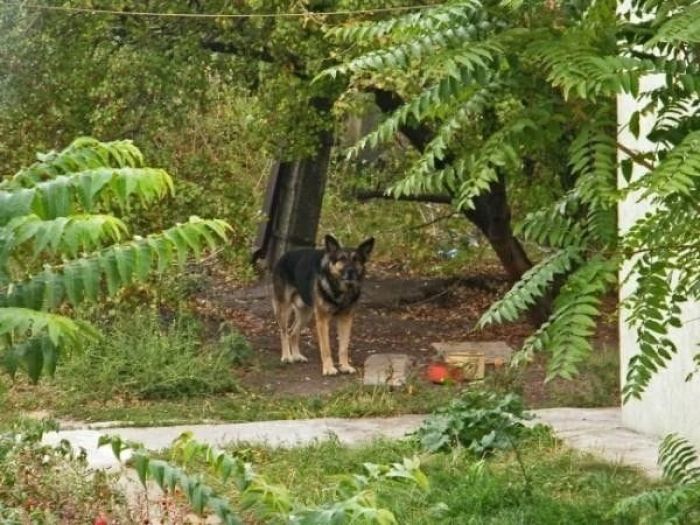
[426,363,450,384]
[426,362,466,384]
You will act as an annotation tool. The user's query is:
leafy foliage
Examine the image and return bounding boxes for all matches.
[324,0,624,382]
[613,434,700,524]
[477,247,583,327]
[414,390,531,455]
[324,0,583,210]
[100,432,428,525]
[0,138,229,382]
[614,1,700,401]
[0,418,130,522]
[659,434,700,485]
[325,0,700,396]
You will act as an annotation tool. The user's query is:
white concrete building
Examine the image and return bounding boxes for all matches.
[617,2,700,446]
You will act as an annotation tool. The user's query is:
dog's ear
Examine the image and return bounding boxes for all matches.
[356,237,375,261]
[324,234,341,253]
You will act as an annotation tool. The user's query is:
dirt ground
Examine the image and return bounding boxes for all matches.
[193,263,620,408]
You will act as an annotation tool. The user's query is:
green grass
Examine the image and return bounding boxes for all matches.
[0,379,461,429]
[0,303,463,429]
[0,347,620,428]
[0,289,619,430]
[223,433,658,524]
[55,308,241,402]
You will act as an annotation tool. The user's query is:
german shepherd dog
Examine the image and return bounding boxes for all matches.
[271,235,375,376]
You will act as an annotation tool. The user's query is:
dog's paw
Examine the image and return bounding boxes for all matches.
[338,364,357,374]
[281,355,294,364]
[291,354,308,363]
[323,366,339,376]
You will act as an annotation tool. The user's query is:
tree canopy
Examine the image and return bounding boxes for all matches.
[324,0,700,399]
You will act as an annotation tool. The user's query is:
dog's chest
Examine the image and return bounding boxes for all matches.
[317,277,360,312]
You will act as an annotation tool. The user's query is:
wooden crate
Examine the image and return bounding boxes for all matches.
[432,341,513,366]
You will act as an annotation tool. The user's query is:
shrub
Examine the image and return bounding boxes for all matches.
[414,390,531,455]
[0,419,129,523]
[0,137,230,383]
[57,308,241,401]
[101,432,428,524]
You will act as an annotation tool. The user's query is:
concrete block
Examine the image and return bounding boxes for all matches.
[363,353,414,387]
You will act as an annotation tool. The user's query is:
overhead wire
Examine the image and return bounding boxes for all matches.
[10,2,441,19]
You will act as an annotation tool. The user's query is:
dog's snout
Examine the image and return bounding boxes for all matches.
[343,267,358,280]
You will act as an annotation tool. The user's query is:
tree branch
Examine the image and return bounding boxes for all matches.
[618,142,656,171]
[355,189,452,204]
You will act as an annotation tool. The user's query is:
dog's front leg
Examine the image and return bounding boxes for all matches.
[273,297,293,363]
[337,312,356,374]
[314,307,337,376]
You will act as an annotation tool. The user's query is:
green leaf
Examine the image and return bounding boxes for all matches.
[132,454,150,487]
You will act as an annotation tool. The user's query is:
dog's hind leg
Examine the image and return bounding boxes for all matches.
[337,312,357,374]
[289,300,312,363]
[273,295,293,363]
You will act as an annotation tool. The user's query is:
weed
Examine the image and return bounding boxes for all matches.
[414,390,531,455]
[101,432,427,524]
[414,390,535,495]
[0,419,129,523]
[56,308,239,401]
[217,321,254,366]
[222,434,658,525]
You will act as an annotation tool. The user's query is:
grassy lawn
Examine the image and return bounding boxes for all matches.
[0,378,461,428]
[220,433,656,524]
[0,416,661,523]
[1,349,619,428]
[0,347,618,429]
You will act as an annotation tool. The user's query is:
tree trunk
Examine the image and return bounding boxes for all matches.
[466,176,533,281]
[371,89,533,278]
[253,128,333,269]
[371,88,551,324]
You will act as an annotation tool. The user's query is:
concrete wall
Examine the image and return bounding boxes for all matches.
[618,73,700,447]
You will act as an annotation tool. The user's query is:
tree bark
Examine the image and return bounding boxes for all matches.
[466,177,534,281]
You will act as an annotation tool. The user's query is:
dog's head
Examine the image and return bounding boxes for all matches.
[322,234,375,285]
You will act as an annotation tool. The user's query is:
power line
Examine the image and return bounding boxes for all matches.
[14,2,438,19]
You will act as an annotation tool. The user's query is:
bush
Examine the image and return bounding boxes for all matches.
[0,419,129,523]
[101,432,428,524]
[0,138,230,384]
[58,308,242,401]
[414,390,532,455]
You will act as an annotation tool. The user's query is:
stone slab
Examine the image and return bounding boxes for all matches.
[432,341,513,364]
[43,408,664,480]
[362,353,414,386]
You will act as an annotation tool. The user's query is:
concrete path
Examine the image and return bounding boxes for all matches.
[42,408,663,477]
[42,415,426,470]
[532,407,662,478]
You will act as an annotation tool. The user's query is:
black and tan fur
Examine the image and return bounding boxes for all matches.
[271,235,375,376]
